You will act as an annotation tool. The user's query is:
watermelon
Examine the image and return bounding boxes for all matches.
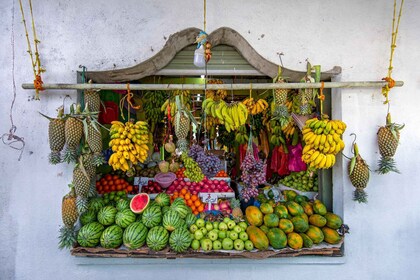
[155,193,170,207]
[77,222,104,247]
[185,213,197,228]
[116,198,131,212]
[80,209,97,225]
[100,225,123,249]
[130,193,150,214]
[88,197,105,212]
[162,210,182,232]
[115,209,137,228]
[170,203,191,219]
[97,206,118,226]
[136,214,143,222]
[146,226,169,251]
[142,206,162,228]
[123,222,148,249]
[169,227,192,253]
[162,206,171,215]
[171,197,185,207]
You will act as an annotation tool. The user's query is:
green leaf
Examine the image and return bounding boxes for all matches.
[349,157,356,175]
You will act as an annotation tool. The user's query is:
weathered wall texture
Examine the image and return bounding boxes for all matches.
[1,0,419,279]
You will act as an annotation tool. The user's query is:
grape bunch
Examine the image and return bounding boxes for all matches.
[241,151,267,188]
[180,152,205,182]
[189,144,222,178]
[240,187,259,202]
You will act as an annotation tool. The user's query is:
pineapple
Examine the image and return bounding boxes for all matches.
[86,119,105,166]
[76,196,89,215]
[63,104,83,163]
[73,159,90,199]
[84,83,101,113]
[81,152,97,198]
[230,198,243,219]
[274,77,289,106]
[58,187,78,249]
[175,111,190,140]
[348,142,370,203]
[40,106,66,164]
[377,113,404,174]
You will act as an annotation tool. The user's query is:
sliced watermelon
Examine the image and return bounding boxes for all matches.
[130,193,150,214]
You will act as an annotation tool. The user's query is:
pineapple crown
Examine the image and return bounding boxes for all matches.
[349,133,370,175]
[385,113,404,140]
[230,198,241,208]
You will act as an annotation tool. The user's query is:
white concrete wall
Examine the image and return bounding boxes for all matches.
[1,0,419,279]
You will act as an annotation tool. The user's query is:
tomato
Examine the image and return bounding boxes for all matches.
[105,174,112,181]
[127,186,133,192]
[112,175,119,180]
[108,181,114,186]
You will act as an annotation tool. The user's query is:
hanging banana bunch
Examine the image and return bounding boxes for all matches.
[201,98,248,132]
[160,90,191,122]
[348,135,370,203]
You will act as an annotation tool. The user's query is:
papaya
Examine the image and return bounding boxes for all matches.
[287,232,303,250]
[299,233,313,248]
[313,200,327,216]
[324,212,343,230]
[294,195,309,204]
[291,216,309,233]
[305,225,324,244]
[322,227,342,244]
[268,199,276,208]
[266,228,287,249]
[274,204,289,219]
[259,225,269,234]
[283,190,298,201]
[246,226,269,250]
[260,203,274,214]
[263,213,279,228]
[300,201,314,216]
[297,213,309,223]
[278,218,294,234]
[245,206,263,226]
[286,201,304,216]
[309,214,327,227]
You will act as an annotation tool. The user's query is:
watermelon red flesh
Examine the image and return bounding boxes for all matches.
[130,193,150,214]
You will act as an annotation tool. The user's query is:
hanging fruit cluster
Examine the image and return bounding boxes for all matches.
[301,118,346,169]
[348,138,370,203]
[202,99,248,132]
[234,125,249,145]
[206,80,227,101]
[180,153,204,182]
[242,97,269,115]
[108,120,149,171]
[160,90,191,122]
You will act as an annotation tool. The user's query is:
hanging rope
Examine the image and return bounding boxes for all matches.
[2,0,25,161]
[382,0,404,105]
[119,83,140,120]
[318,81,326,119]
[18,0,45,100]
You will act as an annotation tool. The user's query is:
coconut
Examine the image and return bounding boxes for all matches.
[164,135,176,154]
[169,160,180,172]
[158,160,169,173]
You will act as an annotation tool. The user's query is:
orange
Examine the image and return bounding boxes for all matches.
[173,194,178,199]
[191,195,198,202]
[193,210,199,215]
[198,205,204,212]
[191,205,196,211]
[173,191,179,196]
[194,200,201,207]
[180,188,187,195]
[127,186,133,192]
[187,199,193,206]
[184,193,191,200]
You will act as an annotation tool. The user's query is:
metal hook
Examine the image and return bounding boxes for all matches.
[277,52,284,67]
[350,133,357,153]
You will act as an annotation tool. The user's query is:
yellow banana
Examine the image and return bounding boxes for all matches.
[320,134,327,145]
[325,155,332,168]
[314,152,324,166]
[318,154,327,168]
[302,144,312,155]
[310,151,320,162]
[314,135,322,147]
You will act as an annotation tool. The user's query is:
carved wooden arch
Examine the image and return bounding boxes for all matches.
[85,27,341,83]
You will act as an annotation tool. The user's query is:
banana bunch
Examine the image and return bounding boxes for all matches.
[108,120,149,172]
[301,118,347,169]
[242,98,269,115]
[160,99,191,122]
[143,91,166,124]
[204,116,220,131]
[269,120,286,146]
[235,125,249,145]
[282,120,296,139]
[173,89,190,97]
[202,98,248,132]
[206,80,227,101]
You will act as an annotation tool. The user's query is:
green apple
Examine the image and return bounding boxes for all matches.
[200,227,208,236]
[213,221,220,229]
[238,221,248,231]
[205,222,213,231]
[218,222,228,231]
[223,217,231,224]
[207,230,218,241]
[233,225,242,234]
[218,230,227,239]
[239,231,248,241]
[194,229,204,240]
[201,238,213,251]
[196,218,205,228]
[191,239,200,250]
[190,224,198,233]
[213,240,222,250]
[234,239,245,251]
[222,238,234,250]
[244,240,254,251]
[227,220,236,230]
[229,231,238,240]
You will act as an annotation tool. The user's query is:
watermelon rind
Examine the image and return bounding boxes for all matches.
[146,226,169,251]
[77,222,104,247]
[88,197,105,212]
[115,209,137,229]
[116,198,131,212]
[130,193,150,214]
[97,206,117,226]
[162,210,182,232]
[169,227,192,253]
[123,222,148,250]
[142,206,162,228]
[80,209,97,226]
[184,213,197,228]
[170,203,191,219]
[154,193,170,207]
[100,225,123,249]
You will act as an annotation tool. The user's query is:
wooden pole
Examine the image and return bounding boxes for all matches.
[21,81,403,91]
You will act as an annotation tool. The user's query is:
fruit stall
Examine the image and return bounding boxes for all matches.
[15,1,407,262]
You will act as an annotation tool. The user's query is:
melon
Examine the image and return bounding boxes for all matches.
[130,193,150,214]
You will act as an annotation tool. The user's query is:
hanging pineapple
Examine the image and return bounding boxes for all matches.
[58,186,78,249]
[63,104,84,163]
[81,151,97,198]
[297,61,315,115]
[40,106,66,164]
[174,96,196,152]
[73,158,91,214]
[272,67,290,127]
[377,113,404,174]
[84,117,105,166]
[348,137,370,203]
[84,80,101,113]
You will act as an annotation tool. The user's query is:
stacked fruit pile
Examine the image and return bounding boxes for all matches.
[214,170,228,177]
[170,188,205,215]
[166,178,233,195]
[95,174,136,195]
[141,181,163,194]
[108,121,150,172]
[278,171,318,192]
[188,217,254,251]
[245,191,343,250]
[189,144,222,179]
[202,99,248,132]
[301,118,346,169]
[135,165,160,178]
[180,153,205,182]
[175,167,186,179]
